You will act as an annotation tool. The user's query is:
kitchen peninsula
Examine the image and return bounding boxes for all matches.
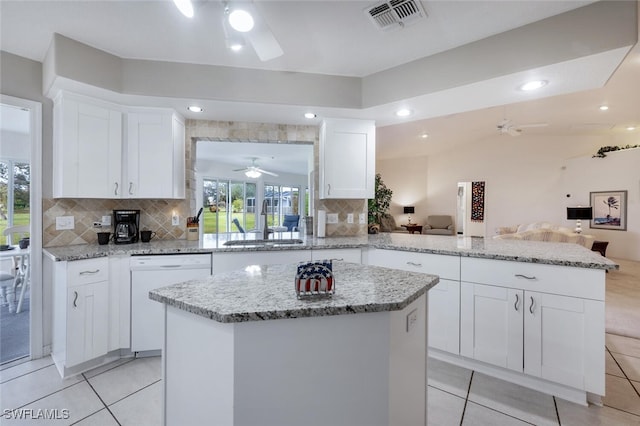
[149,262,439,426]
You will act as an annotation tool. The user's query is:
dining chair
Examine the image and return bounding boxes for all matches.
[1,224,30,314]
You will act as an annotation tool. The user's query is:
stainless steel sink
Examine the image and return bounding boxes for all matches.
[223,239,304,246]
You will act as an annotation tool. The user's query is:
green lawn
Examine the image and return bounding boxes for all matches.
[0,211,30,242]
[202,209,282,234]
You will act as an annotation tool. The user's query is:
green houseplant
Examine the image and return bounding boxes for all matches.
[368,173,393,233]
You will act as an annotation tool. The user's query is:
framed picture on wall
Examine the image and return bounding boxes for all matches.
[590,190,627,231]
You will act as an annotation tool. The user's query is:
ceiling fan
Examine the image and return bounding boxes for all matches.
[172,0,283,61]
[233,158,278,178]
[496,118,548,136]
[222,1,284,61]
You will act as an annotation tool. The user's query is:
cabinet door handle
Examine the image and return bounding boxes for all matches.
[114,182,119,196]
[80,269,100,275]
[406,261,422,267]
[529,296,535,314]
[514,293,520,311]
[515,274,537,280]
[129,182,134,195]
[73,291,78,308]
[327,184,331,195]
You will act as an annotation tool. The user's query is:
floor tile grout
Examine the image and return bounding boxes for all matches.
[0,362,55,385]
[105,378,162,408]
[82,372,122,426]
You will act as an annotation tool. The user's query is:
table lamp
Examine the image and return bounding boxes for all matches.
[404,206,415,224]
[567,206,592,234]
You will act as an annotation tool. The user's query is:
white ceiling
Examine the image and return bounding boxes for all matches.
[1,0,638,161]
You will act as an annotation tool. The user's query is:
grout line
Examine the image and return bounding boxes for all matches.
[0,362,56,385]
[106,378,162,407]
[83,357,137,380]
[459,370,474,426]
[553,396,562,425]
[10,380,86,412]
[83,372,122,426]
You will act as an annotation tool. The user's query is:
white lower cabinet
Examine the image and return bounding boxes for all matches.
[366,248,460,353]
[51,257,110,377]
[460,257,605,396]
[311,248,362,263]
[66,281,109,368]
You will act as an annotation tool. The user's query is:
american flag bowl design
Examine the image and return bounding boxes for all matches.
[295,260,335,298]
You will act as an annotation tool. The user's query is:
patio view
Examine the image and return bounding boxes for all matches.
[203,178,308,234]
[0,159,31,364]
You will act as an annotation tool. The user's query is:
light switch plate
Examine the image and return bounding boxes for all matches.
[56,216,75,230]
[327,213,339,224]
[101,215,111,226]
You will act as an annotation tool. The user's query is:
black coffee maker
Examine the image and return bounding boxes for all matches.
[113,210,140,244]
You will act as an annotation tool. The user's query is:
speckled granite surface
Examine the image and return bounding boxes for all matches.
[149,262,438,323]
[43,232,617,270]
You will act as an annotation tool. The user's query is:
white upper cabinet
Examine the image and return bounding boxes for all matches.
[126,110,185,199]
[53,92,122,198]
[52,91,185,199]
[319,118,375,199]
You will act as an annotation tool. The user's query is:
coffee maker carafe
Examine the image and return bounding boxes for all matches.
[113,210,140,244]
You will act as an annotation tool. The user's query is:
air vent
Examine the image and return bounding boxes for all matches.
[365,0,426,31]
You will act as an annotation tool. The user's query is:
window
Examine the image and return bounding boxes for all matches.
[203,178,255,234]
[0,160,30,241]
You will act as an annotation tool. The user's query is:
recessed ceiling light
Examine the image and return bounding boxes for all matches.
[420,133,429,139]
[396,109,412,117]
[187,106,204,113]
[599,105,609,111]
[519,80,548,91]
[228,9,254,32]
[626,126,636,131]
[304,113,316,119]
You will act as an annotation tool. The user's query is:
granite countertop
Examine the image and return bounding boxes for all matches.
[149,262,438,323]
[42,232,618,270]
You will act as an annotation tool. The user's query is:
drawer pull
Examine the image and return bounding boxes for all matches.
[514,294,520,311]
[161,265,182,269]
[114,182,119,196]
[515,274,537,280]
[529,296,535,314]
[327,184,331,195]
[80,269,100,275]
[406,261,423,267]
[129,182,134,195]
[332,258,344,261]
[73,291,78,308]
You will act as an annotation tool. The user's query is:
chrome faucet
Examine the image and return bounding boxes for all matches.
[261,200,270,239]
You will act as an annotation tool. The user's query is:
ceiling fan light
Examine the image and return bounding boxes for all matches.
[173,0,194,18]
[229,9,254,32]
[245,169,261,178]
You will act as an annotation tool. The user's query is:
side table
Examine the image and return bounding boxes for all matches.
[401,224,423,234]
[591,240,609,257]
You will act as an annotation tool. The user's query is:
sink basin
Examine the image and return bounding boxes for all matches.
[223,239,304,246]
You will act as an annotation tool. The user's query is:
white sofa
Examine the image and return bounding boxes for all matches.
[493,222,595,249]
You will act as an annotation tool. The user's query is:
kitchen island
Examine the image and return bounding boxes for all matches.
[149,261,439,426]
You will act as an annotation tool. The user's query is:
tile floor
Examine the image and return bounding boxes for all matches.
[1,333,639,425]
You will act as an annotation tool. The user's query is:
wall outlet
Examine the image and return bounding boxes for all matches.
[56,216,75,230]
[93,222,103,228]
[406,309,418,332]
[359,213,366,224]
[327,213,339,224]
[172,214,180,226]
[101,215,112,226]
[347,213,354,224]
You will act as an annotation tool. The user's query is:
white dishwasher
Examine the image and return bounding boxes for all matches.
[130,254,212,353]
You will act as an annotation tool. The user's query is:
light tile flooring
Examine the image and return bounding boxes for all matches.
[1,333,639,425]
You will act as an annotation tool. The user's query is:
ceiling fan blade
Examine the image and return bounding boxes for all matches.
[507,127,522,136]
[232,167,249,172]
[246,22,283,61]
[256,167,278,176]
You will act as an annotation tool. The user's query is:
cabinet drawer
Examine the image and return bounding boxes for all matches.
[367,248,460,280]
[311,248,361,263]
[461,257,604,300]
[67,258,109,286]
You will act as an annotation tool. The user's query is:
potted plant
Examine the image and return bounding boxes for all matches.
[367,173,393,233]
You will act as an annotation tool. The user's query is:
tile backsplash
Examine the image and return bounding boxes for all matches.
[43,198,190,247]
[43,119,367,247]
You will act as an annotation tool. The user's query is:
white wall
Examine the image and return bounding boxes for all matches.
[377,133,639,261]
[376,156,429,225]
